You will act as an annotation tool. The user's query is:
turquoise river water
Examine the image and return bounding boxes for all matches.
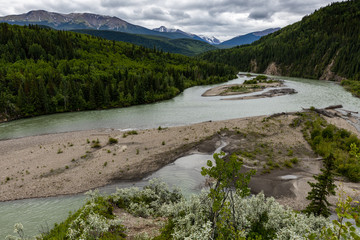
[1,74,360,238]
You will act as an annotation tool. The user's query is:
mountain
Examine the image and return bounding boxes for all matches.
[198,35,221,45]
[153,26,189,35]
[201,0,360,84]
[0,10,157,35]
[152,26,221,45]
[219,28,280,48]
[0,10,204,41]
[72,29,217,56]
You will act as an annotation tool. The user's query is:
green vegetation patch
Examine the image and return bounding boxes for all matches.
[291,112,360,182]
[0,23,236,122]
[341,79,360,98]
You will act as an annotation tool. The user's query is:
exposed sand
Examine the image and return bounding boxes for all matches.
[222,88,297,100]
[0,117,262,201]
[202,82,283,97]
[0,113,359,210]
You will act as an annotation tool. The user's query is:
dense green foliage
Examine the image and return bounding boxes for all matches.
[72,29,217,56]
[201,152,256,239]
[292,112,360,182]
[0,23,236,121]
[341,79,360,97]
[201,0,360,81]
[304,154,336,217]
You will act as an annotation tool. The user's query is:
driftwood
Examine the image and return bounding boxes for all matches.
[313,109,336,118]
[325,105,343,110]
[302,107,336,118]
[342,109,359,114]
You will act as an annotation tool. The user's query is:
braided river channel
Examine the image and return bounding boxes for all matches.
[1,73,360,238]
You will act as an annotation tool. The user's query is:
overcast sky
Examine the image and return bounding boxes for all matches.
[0,0,344,40]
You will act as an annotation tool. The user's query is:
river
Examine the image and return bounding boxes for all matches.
[1,74,360,238]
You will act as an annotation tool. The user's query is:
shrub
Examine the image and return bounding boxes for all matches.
[108,137,118,144]
[322,125,335,139]
[290,157,299,164]
[283,160,293,168]
[122,130,138,138]
[91,139,101,148]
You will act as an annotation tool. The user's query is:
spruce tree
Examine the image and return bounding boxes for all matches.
[304,153,337,217]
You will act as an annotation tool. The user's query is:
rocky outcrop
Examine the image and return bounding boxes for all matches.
[320,58,345,81]
[250,59,258,72]
[264,62,281,76]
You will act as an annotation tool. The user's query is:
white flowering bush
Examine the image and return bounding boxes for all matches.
[9,180,358,240]
[111,178,182,217]
[5,223,39,240]
[156,191,329,240]
[159,191,212,239]
[66,201,123,240]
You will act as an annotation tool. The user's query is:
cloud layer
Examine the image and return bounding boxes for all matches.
[0,0,343,40]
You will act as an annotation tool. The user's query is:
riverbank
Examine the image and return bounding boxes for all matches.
[1,113,359,210]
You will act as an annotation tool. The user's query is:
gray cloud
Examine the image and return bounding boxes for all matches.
[248,10,273,20]
[0,0,345,40]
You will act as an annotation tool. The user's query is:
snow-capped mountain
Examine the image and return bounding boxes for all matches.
[153,26,186,34]
[198,35,221,45]
[153,26,221,45]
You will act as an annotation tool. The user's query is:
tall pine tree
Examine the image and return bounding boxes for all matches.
[304,154,337,217]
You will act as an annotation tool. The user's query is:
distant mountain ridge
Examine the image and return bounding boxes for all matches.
[72,29,217,56]
[0,10,279,52]
[0,10,217,42]
[0,10,146,32]
[152,26,221,45]
[220,28,280,48]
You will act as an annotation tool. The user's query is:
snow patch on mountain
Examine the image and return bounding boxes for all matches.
[198,35,221,45]
[153,26,221,45]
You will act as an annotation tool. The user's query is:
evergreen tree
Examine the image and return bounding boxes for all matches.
[0,23,235,121]
[304,154,337,217]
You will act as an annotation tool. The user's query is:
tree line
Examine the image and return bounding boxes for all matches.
[0,23,236,121]
[200,0,360,81]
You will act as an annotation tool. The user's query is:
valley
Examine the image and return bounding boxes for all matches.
[1,1,360,239]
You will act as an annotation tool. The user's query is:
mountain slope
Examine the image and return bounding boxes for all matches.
[219,28,280,48]
[73,29,217,56]
[152,26,221,44]
[0,23,236,122]
[0,10,156,34]
[0,10,205,41]
[201,1,360,82]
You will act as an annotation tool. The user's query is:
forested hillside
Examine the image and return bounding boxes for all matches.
[72,29,217,56]
[201,0,360,82]
[0,23,236,121]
